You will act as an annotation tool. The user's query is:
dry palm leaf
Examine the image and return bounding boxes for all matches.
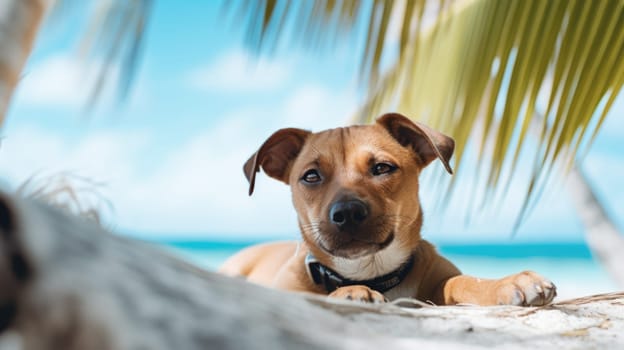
[16,171,111,224]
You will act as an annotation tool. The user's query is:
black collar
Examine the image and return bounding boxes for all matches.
[305,253,415,294]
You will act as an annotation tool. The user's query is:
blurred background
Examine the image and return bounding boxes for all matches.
[1,0,623,300]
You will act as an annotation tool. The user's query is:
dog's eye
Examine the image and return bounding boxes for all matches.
[372,163,397,176]
[301,169,322,184]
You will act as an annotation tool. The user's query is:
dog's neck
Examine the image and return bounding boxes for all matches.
[328,239,411,281]
[306,239,415,293]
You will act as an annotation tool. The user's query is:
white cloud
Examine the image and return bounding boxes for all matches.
[0,125,149,185]
[17,55,85,107]
[13,53,148,111]
[187,49,292,93]
[16,54,103,108]
[110,120,297,236]
[281,84,356,129]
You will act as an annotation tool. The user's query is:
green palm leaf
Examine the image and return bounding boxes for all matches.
[231,0,624,223]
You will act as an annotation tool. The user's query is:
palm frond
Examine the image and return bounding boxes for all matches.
[232,0,624,224]
[226,0,435,88]
[364,0,624,221]
[49,0,152,109]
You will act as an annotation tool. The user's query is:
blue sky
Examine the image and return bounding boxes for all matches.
[1,1,623,243]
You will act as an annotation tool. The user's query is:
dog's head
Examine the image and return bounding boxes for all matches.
[244,113,454,263]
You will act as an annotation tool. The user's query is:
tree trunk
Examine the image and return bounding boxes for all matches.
[0,0,48,122]
[0,193,622,349]
[566,165,624,286]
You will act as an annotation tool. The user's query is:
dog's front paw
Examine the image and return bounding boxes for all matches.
[494,271,557,306]
[328,285,387,304]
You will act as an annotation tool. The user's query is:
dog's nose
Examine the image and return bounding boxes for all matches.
[329,200,368,229]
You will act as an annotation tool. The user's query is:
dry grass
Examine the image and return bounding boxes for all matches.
[16,172,111,224]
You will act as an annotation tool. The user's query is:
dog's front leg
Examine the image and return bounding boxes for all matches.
[329,285,387,303]
[439,271,557,306]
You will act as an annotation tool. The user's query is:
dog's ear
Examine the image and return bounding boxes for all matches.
[244,128,311,195]
[376,113,455,174]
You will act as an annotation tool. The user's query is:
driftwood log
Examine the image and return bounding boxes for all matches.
[0,193,622,349]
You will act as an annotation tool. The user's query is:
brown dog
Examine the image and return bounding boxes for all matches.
[219,113,556,306]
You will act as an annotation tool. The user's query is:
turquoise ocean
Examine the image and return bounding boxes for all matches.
[157,240,619,301]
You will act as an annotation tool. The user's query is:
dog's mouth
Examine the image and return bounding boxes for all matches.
[318,232,395,259]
